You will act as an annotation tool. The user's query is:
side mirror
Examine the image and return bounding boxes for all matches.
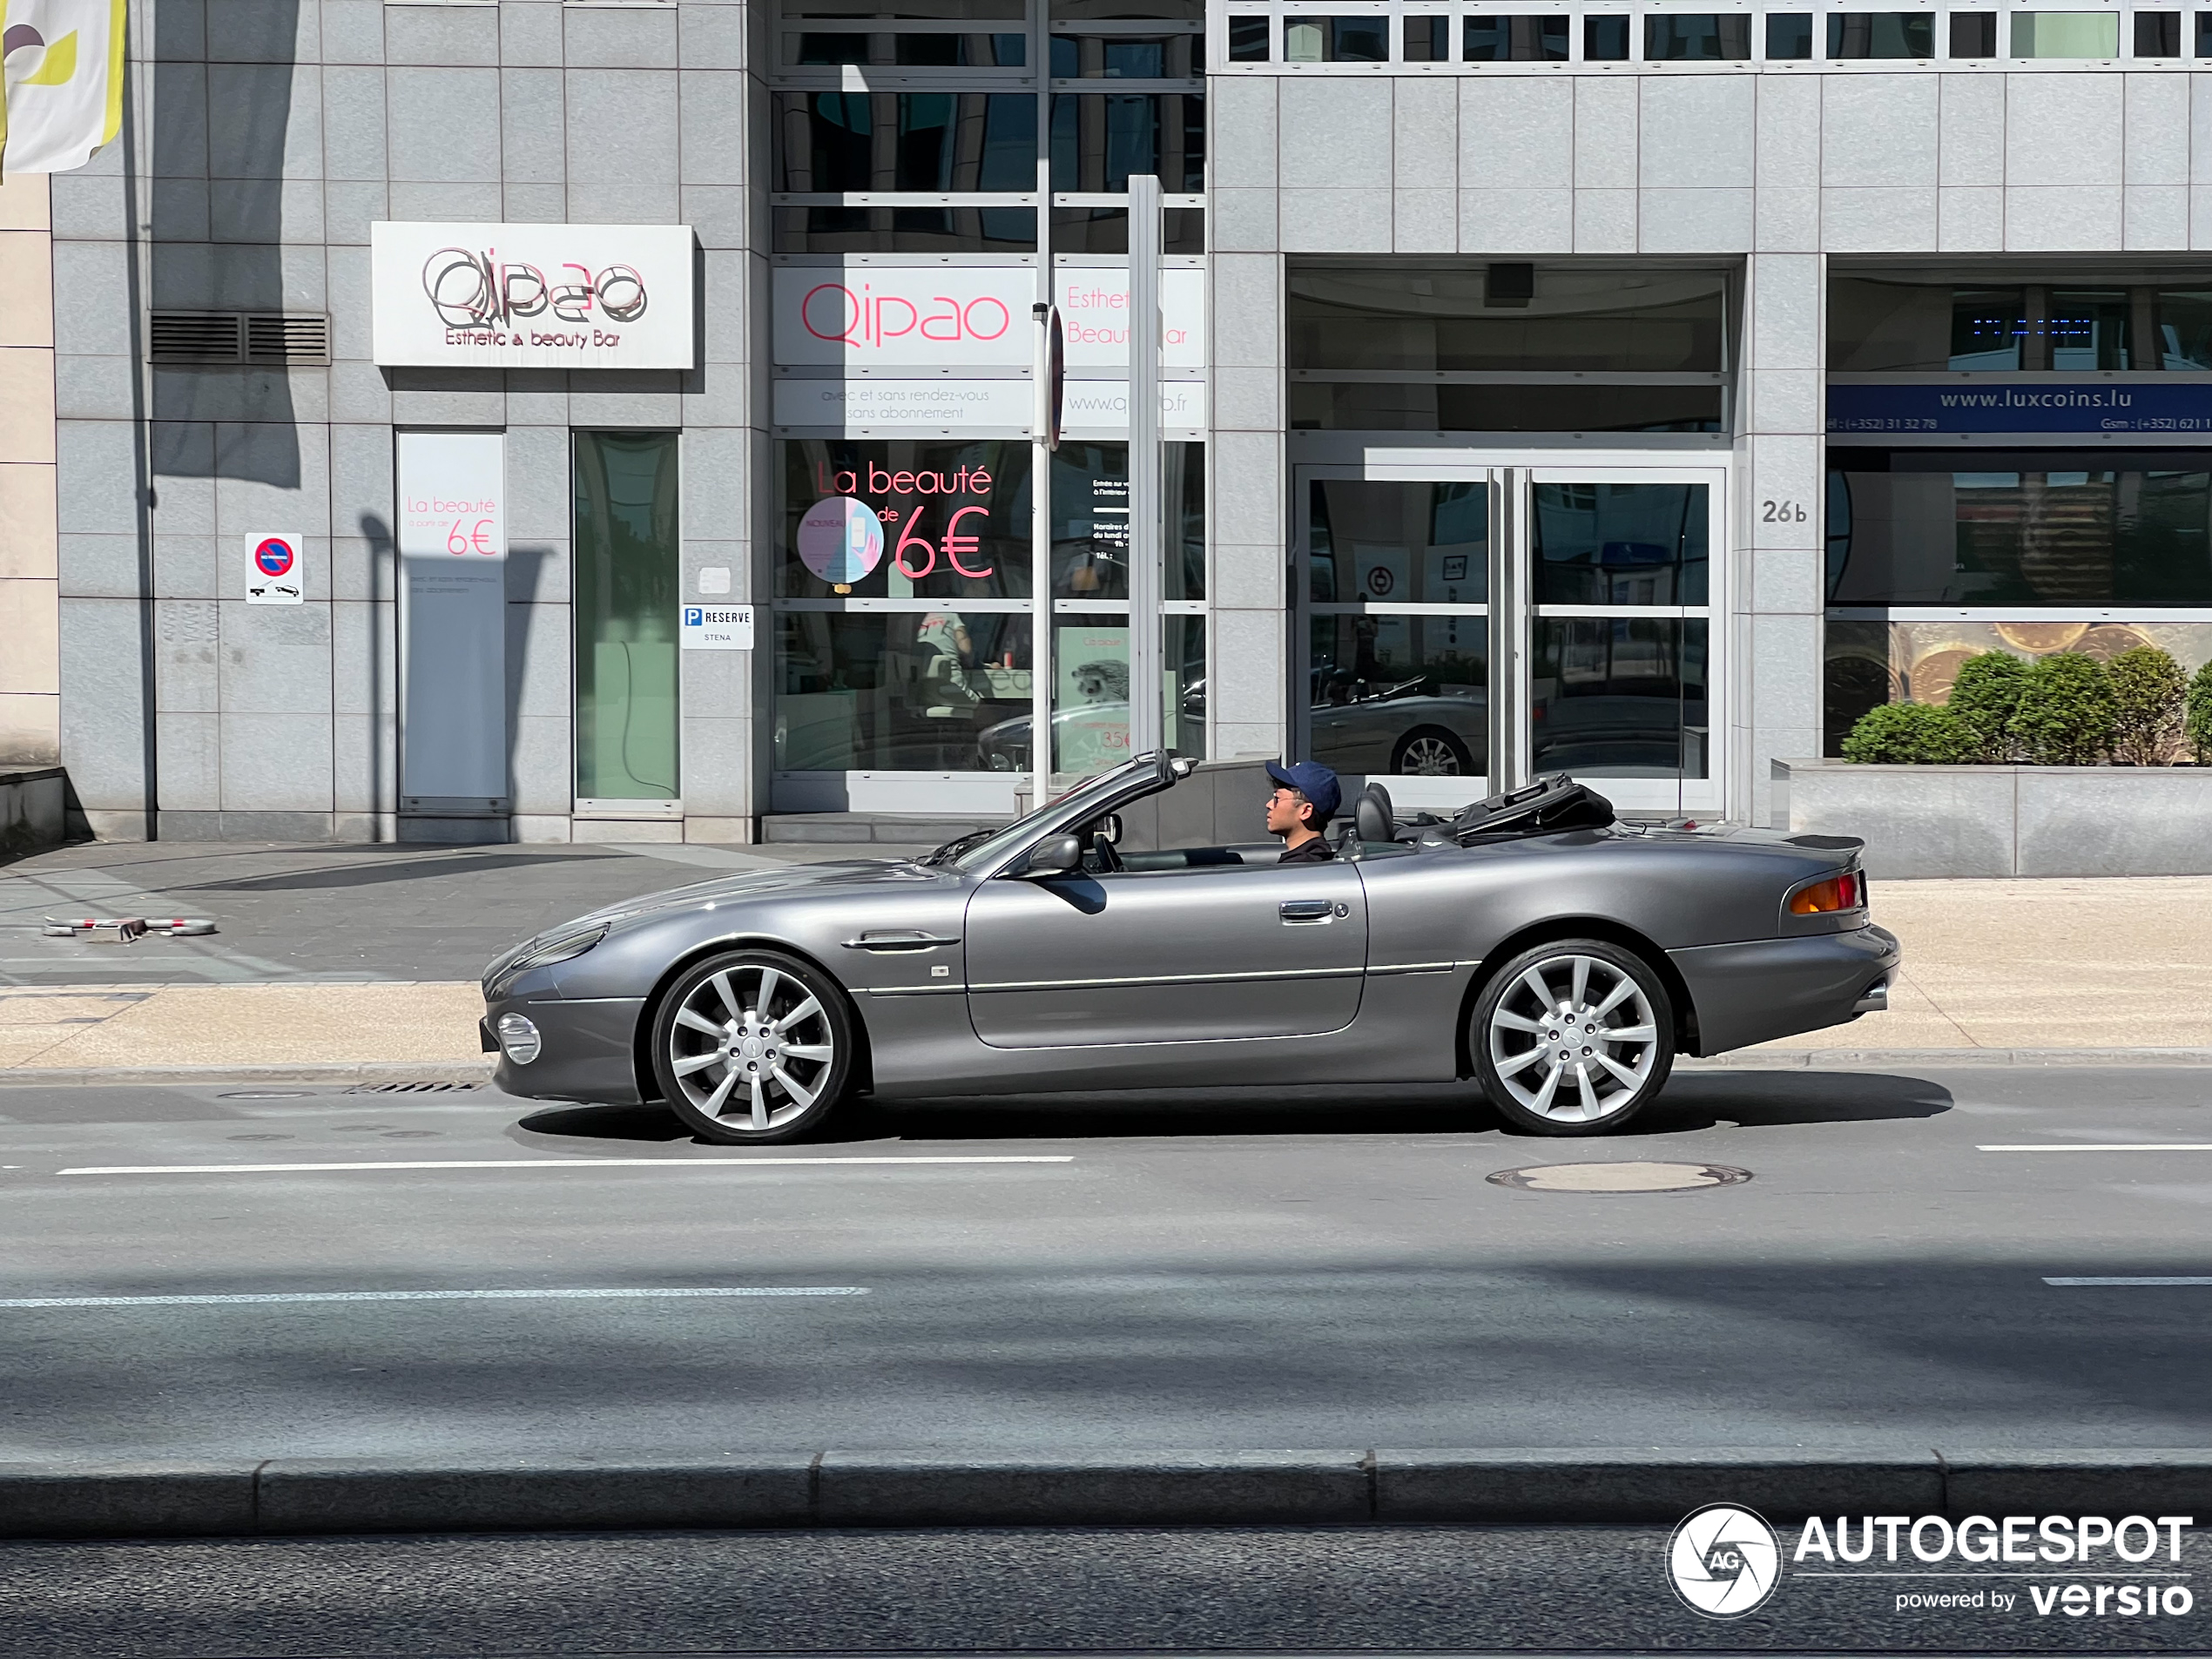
[1098,813,1123,846]
[1019,833,1083,877]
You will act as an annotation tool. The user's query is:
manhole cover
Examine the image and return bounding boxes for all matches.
[1487,1161,1753,1194]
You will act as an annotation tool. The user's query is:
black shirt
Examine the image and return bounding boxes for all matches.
[1278,835,1335,864]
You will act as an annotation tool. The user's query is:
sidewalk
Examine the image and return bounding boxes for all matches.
[1,861,2208,1073]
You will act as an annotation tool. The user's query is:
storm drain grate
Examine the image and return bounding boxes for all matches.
[343,1081,483,1095]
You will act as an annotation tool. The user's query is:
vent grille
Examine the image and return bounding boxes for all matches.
[150,311,331,368]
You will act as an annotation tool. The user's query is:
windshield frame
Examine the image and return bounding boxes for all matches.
[933,754,1175,877]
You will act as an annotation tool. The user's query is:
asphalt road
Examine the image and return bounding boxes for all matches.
[0,840,918,986]
[11,1520,2209,1658]
[3,1064,2211,1460]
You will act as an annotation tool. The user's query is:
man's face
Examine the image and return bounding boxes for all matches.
[1265,786,1310,837]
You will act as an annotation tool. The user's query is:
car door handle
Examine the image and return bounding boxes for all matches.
[841,931,960,952]
[1279,900,1337,922]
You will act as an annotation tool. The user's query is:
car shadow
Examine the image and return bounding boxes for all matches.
[510,1070,1950,1150]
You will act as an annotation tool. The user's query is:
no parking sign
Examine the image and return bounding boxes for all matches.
[245,533,305,605]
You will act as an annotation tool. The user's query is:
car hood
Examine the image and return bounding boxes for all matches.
[570,858,947,933]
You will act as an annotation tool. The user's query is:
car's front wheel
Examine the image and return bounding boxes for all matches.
[651,949,854,1143]
[1471,939,1675,1136]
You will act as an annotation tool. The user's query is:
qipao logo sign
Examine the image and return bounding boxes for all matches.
[371,222,696,369]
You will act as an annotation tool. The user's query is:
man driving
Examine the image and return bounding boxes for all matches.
[1265,760,1340,863]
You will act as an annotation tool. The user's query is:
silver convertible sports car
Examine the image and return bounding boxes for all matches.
[481,756,1899,1141]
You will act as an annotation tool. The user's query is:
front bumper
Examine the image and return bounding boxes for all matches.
[1671,924,1902,1055]
[482,994,651,1103]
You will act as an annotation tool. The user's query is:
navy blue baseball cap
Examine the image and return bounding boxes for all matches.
[1266,759,1341,820]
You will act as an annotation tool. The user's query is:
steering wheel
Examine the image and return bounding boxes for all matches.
[1083,822,1123,873]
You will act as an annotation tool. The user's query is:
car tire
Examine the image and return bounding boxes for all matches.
[1470,938,1675,1136]
[651,949,856,1144]
[1392,726,1474,776]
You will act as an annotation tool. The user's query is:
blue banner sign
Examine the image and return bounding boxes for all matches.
[1827,382,2212,435]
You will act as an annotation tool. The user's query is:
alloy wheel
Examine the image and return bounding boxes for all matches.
[1485,951,1661,1125]
[1397,735,1464,775]
[664,960,838,1134]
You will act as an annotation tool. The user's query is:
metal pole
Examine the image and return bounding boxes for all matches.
[1028,117,1054,812]
[1125,173,1163,755]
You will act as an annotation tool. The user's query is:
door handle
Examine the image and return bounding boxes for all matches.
[1279,900,1336,922]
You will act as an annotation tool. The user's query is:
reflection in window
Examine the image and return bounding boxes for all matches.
[1404,16,1449,59]
[1049,206,1205,253]
[2134,10,2182,53]
[1949,11,1997,54]
[574,431,681,803]
[790,30,1026,64]
[1049,33,1197,76]
[1307,479,1488,604]
[2048,289,2132,370]
[1827,12,1935,57]
[1644,15,1751,58]
[1530,619,1709,779]
[1833,276,2212,374]
[1585,16,1631,57]
[1227,15,1270,58]
[1530,483,1710,606]
[776,92,1036,192]
[1825,455,2212,606]
[2012,10,2120,55]
[2159,291,2212,369]
[1050,93,1205,192]
[1309,617,1487,779]
[1284,16,1389,59]
[1465,16,1568,58]
[1767,14,1814,57]
[1948,288,2027,370]
[778,612,1035,773]
[773,205,1036,253]
[1051,442,1206,601]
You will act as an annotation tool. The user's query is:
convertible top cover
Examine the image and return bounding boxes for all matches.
[1447,775,1616,844]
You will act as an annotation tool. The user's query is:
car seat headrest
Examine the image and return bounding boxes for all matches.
[1354,784,1395,844]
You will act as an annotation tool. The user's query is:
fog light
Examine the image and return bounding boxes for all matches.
[496,1013,542,1064]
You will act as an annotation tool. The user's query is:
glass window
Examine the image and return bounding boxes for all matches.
[1827,12,1935,57]
[1051,442,1205,600]
[1283,16,1389,60]
[1226,15,1270,58]
[776,440,1034,599]
[788,0,1021,16]
[2157,290,2212,368]
[1644,15,1751,58]
[1049,205,1206,252]
[1584,15,1630,57]
[1530,482,1709,606]
[573,431,681,803]
[1825,453,2212,605]
[1290,381,1723,433]
[1309,616,1488,779]
[773,205,1036,253]
[1050,32,1198,75]
[774,92,1036,192]
[1950,11,1996,53]
[1464,16,1569,58]
[1767,14,1814,57]
[2013,10,2121,55]
[2135,10,2182,52]
[2198,10,2212,54]
[1308,479,1489,604]
[1049,93,1204,191]
[790,30,1026,64]
[1054,0,1201,18]
[1530,618,1708,779]
[1950,288,2028,370]
[2047,288,2132,369]
[1404,16,1449,58]
[1053,617,1130,774]
[778,611,1035,772]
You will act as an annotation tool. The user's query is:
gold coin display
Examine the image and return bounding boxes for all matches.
[1994,622,2089,655]
[2073,624,2155,663]
[1906,647,1976,707]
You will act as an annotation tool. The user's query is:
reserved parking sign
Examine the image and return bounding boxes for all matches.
[680,605,753,651]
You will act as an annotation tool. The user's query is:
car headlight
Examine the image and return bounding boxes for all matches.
[495,1013,542,1064]
[483,923,608,1000]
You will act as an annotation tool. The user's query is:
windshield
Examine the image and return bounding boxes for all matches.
[925,756,1165,873]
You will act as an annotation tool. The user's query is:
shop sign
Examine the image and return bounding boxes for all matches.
[371,222,697,370]
[1828,382,2212,435]
[772,379,1033,430]
[773,268,1032,368]
[680,605,755,651]
[1055,268,1205,371]
[1060,381,1205,432]
[244,533,304,604]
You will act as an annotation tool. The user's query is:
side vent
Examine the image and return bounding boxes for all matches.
[149,311,331,368]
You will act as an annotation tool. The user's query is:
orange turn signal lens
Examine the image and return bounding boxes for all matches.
[1789,872,1862,915]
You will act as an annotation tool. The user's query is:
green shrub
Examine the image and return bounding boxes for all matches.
[2009,651,2115,765]
[2107,645,2187,766]
[1841,700,1972,764]
[2188,659,2212,765]
[1944,651,2029,763]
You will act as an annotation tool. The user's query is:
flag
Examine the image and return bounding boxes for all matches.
[0,0,125,177]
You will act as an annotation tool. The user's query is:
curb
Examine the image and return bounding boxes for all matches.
[0,1059,496,1089]
[2,1449,2209,1539]
[1682,1047,2212,1069]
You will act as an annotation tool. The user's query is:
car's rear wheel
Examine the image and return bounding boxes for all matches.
[1392,726,1474,776]
[651,949,854,1144]
[1471,939,1675,1136]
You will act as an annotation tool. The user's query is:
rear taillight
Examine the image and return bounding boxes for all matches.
[1789,871,1863,915]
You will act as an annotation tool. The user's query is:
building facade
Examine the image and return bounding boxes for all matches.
[12,0,2212,840]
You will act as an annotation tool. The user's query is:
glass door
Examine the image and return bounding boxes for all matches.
[1294,458,1726,819]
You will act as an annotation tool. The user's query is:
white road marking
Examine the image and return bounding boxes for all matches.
[1979,1143,2212,1152]
[57,1154,1076,1176]
[2044,1276,2212,1286]
[0,1286,870,1309]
